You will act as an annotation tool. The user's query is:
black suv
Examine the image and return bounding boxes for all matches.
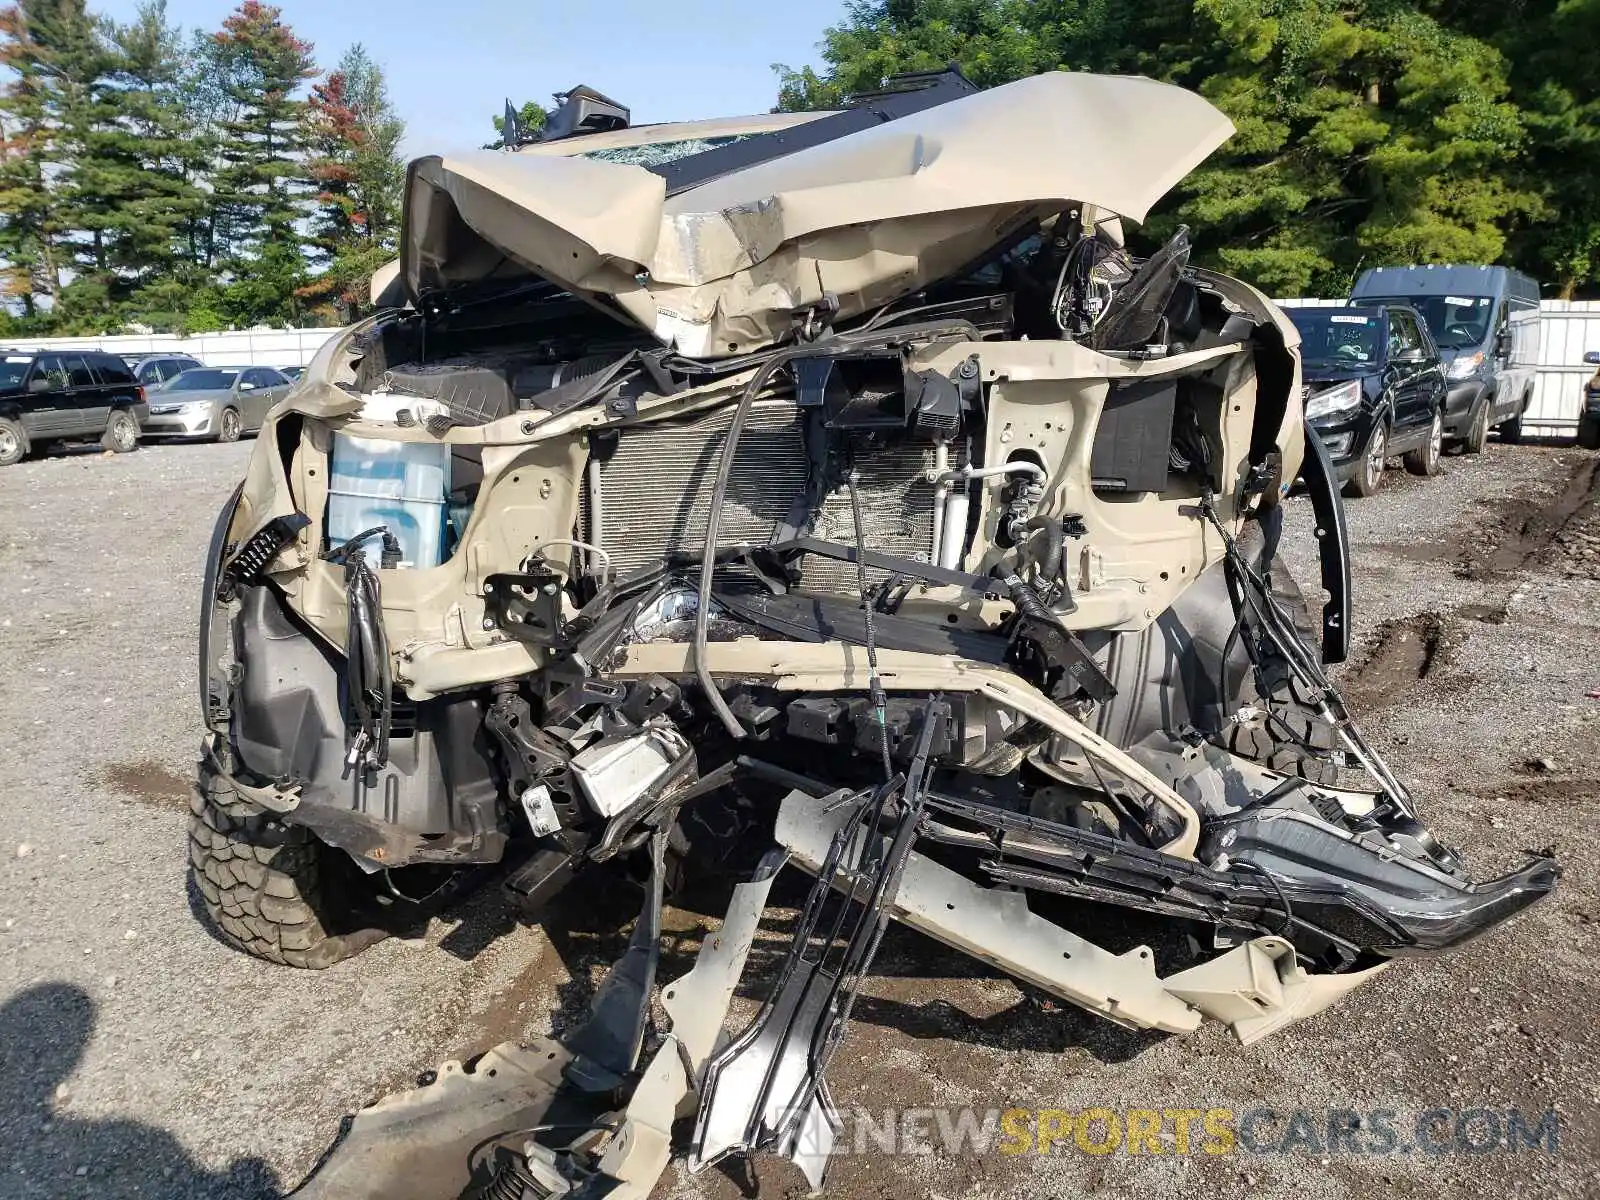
[0,349,148,466]
[1286,304,1447,497]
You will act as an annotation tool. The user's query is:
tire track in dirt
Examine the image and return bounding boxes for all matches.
[1344,455,1600,710]
[1455,454,1600,583]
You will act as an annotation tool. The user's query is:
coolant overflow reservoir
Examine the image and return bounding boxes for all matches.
[326,433,451,568]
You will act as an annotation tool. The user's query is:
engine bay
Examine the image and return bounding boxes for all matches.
[200,71,1561,1199]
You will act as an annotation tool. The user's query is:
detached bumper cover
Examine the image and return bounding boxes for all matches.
[773,789,1557,1033]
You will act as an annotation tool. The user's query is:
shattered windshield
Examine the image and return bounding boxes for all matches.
[1290,310,1382,367]
[578,134,755,168]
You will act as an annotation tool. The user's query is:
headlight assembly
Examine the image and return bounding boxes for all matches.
[1305,380,1363,420]
[1447,351,1485,381]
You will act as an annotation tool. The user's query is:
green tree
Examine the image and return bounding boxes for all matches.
[206,0,315,324]
[40,0,120,331]
[775,0,1538,296]
[0,2,65,319]
[1431,0,1600,296]
[107,1,212,329]
[301,42,405,321]
[485,98,546,149]
[0,0,117,327]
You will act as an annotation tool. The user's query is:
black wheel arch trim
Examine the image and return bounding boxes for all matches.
[199,482,245,731]
[1299,419,1352,665]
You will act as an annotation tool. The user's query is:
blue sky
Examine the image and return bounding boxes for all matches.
[95,0,848,154]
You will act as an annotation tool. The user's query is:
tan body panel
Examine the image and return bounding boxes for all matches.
[402,73,1235,355]
[238,327,1292,703]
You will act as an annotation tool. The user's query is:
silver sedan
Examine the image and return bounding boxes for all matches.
[142,366,294,442]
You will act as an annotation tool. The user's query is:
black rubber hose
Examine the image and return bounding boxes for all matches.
[1003,573,1056,625]
[1025,516,1065,587]
[695,347,819,738]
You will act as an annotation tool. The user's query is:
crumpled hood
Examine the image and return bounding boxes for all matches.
[402,72,1235,356]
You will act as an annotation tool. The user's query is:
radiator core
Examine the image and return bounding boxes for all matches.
[581,399,945,594]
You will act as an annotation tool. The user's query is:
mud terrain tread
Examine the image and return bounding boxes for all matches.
[1222,720,1339,786]
[189,763,384,968]
[1216,558,1341,786]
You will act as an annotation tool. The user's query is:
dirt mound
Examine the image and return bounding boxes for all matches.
[1342,612,1463,711]
[1456,455,1600,581]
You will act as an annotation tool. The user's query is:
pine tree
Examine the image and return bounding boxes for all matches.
[302,43,404,321]
[105,0,211,330]
[207,0,315,325]
[0,0,117,326]
[0,3,63,320]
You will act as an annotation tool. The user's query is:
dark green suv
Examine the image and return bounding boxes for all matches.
[0,348,148,466]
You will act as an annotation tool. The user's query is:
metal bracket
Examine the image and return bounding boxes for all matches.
[483,570,567,646]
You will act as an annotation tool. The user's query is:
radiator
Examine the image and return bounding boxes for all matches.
[581,400,946,594]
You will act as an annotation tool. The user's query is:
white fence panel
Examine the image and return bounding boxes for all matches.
[0,327,339,368]
[1529,308,1600,434]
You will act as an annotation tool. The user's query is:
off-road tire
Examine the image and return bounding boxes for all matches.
[1220,674,1341,786]
[1216,559,1341,786]
[0,417,27,466]
[217,407,242,443]
[189,760,387,968]
[1460,395,1491,455]
[102,409,138,453]
[1403,408,1443,476]
[1577,415,1600,451]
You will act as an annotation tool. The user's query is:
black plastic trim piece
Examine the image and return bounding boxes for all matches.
[1298,419,1352,664]
[198,483,243,732]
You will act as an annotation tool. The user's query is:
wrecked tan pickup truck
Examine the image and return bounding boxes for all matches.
[190,71,1557,1198]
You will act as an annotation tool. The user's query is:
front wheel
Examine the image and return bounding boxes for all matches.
[1404,408,1444,476]
[1460,396,1490,455]
[1344,420,1388,498]
[1498,394,1527,445]
[0,417,27,466]
[189,758,388,968]
[217,407,242,443]
[101,409,138,454]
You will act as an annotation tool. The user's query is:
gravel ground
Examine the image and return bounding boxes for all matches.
[1,437,1596,1199]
